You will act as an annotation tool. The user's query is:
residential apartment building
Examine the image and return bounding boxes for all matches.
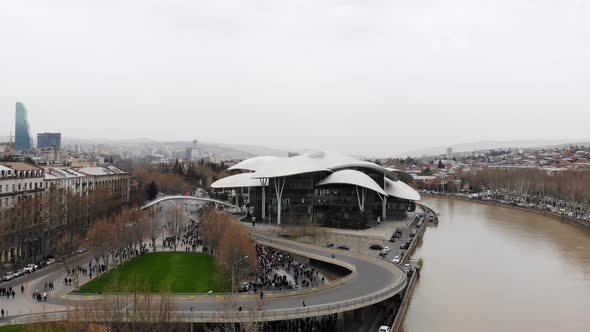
[0,162,45,264]
[0,162,130,266]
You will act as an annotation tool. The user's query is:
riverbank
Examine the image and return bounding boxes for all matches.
[389,205,432,331]
[422,192,590,232]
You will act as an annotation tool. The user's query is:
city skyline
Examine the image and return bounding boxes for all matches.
[1,1,590,156]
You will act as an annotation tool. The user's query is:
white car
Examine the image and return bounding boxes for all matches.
[382,246,390,253]
[46,258,56,265]
[23,264,38,273]
[1,272,15,281]
[379,326,391,332]
[392,255,401,264]
[403,264,412,272]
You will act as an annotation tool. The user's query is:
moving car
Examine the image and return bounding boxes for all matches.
[403,264,412,273]
[382,246,390,253]
[379,326,391,332]
[409,230,417,238]
[369,244,384,251]
[337,245,350,251]
[392,254,401,264]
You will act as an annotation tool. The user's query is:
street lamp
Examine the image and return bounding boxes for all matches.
[232,256,249,295]
[190,291,213,332]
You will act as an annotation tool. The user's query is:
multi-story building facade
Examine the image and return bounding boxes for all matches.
[78,166,130,203]
[15,102,33,151]
[0,162,130,267]
[37,132,61,149]
[0,162,45,264]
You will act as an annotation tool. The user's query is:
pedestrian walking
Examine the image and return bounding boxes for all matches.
[302,300,306,307]
[1,309,4,318]
[20,285,24,293]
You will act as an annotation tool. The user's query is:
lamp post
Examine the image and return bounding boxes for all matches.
[190,290,213,332]
[231,256,248,332]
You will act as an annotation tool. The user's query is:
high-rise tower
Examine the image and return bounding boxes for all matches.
[15,102,33,151]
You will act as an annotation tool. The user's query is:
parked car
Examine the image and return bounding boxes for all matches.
[400,243,409,250]
[403,264,412,273]
[409,230,417,238]
[46,258,56,265]
[379,251,387,258]
[337,245,350,251]
[15,269,26,277]
[23,264,38,273]
[2,272,15,281]
[379,326,391,332]
[369,244,384,251]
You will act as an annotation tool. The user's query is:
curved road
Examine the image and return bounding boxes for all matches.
[3,232,407,325]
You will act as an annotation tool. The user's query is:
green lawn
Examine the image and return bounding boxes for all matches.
[76,252,231,293]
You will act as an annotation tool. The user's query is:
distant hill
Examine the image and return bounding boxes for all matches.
[59,137,288,160]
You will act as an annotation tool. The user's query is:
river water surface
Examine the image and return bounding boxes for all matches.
[403,196,590,332]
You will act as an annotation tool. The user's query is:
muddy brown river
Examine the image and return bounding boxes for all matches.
[403,196,590,332]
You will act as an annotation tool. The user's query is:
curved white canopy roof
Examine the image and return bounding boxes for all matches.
[232,151,393,179]
[385,178,421,201]
[211,173,267,189]
[228,156,279,171]
[317,170,386,196]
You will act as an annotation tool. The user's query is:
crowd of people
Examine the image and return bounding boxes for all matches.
[239,244,325,293]
[0,286,17,320]
[0,287,15,299]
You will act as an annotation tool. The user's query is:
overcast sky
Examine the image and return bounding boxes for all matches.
[1,0,589,156]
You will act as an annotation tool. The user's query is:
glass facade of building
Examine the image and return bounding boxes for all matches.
[15,102,33,151]
[245,171,415,228]
[37,132,61,149]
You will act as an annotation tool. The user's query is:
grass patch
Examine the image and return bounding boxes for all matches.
[76,252,230,294]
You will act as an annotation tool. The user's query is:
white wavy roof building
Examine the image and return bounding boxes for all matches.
[212,151,419,225]
[215,150,418,200]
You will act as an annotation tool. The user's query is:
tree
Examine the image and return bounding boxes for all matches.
[146,181,159,201]
[437,159,444,169]
[55,231,81,287]
[146,205,162,252]
[217,221,258,289]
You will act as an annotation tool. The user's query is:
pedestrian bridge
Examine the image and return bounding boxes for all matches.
[140,195,238,210]
[5,233,407,325]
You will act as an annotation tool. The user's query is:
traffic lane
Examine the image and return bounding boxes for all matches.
[1,250,93,289]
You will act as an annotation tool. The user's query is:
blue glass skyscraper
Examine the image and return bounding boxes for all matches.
[15,102,33,151]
